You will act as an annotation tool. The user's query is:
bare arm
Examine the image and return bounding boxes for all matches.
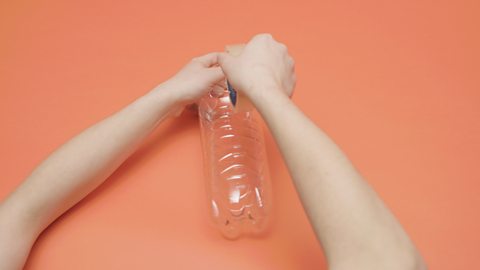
[0,53,224,270]
[219,34,426,270]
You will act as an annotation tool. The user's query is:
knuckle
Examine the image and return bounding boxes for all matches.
[254,33,273,40]
[263,33,273,39]
[289,57,295,65]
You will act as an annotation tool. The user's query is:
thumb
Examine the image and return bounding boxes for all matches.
[217,52,235,73]
[205,66,224,83]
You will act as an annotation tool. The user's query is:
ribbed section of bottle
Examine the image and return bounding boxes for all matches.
[198,89,271,239]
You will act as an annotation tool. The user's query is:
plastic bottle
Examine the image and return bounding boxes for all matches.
[198,82,272,239]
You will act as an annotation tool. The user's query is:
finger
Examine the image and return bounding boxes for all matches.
[252,33,273,42]
[192,52,221,67]
[217,52,234,72]
[211,82,226,97]
[287,56,295,68]
[213,80,226,89]
[225,44,245,56]
[205,66,225,83]
[169,105,184,118]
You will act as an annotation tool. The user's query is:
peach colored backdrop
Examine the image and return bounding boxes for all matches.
[1,1,479,269]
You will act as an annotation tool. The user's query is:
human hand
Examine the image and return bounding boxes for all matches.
[160,52,224,107]
[218,34,296,101]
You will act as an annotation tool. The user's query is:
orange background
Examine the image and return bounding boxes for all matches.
[1,0,479,269]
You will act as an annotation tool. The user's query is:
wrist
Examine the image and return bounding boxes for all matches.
[248,84,291,111]
[149,83,182,108]
[247,79,287,101]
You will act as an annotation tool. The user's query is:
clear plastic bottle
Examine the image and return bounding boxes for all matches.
[198,84,272,239]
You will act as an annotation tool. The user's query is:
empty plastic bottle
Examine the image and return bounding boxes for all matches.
[198,83,272,239]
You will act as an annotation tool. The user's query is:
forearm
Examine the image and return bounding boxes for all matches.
[1,85,176,236]
[0,51,223,270]
[252,90,424,270]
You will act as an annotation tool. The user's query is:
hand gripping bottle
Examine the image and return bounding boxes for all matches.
[198,45,272,239]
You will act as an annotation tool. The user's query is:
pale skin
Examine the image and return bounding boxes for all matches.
[219,34,426,270]
[0,34,426,270]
